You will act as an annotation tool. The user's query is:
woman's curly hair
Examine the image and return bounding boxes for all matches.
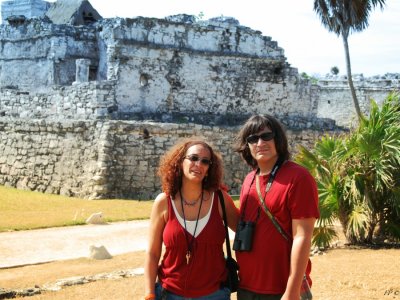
[158,138,224,197]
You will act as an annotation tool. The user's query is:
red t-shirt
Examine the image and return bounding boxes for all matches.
[236,161,319,294]
[158,192,227,297]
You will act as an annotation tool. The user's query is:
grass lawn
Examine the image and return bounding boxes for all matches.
[0,185,239,232]
[0,185,153,232]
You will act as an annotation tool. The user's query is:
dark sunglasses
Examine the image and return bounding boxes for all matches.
[185,155,212,166]
[246,132,275,144]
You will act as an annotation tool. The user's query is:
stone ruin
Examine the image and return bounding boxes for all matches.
[0,0,398,199]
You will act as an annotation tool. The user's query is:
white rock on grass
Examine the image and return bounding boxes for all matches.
[89,245,112,260]
[86,212,105,224]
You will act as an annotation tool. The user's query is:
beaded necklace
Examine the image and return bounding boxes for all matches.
[179,189,204,264]
[182,191,202,206]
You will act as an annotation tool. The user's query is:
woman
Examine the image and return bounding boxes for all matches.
[144,138,239,300]
[233,115,319,300]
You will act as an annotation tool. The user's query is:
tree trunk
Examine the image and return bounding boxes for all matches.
[342,34,363,122]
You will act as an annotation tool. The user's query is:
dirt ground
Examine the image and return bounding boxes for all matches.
[1,224,398,300]
[1,246,399,300]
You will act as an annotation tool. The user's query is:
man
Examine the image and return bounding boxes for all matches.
[233,114,319,300]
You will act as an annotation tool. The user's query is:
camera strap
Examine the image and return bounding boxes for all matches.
[255,158,290,241]
[239,172,258,222]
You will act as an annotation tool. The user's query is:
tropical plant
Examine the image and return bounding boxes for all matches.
[345,93,400,243]
[313,0,386,122]
[297,135,342,248]
[296,92,400,247]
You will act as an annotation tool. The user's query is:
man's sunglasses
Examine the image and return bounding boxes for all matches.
[185,155,212,166]
[246,132,275,144]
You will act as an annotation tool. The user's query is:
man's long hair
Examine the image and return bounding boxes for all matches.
[234,114,290,168]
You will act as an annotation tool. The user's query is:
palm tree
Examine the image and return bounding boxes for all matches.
[296,135,345,248]
[344,94,400,242]
[296,93,400,247]
[313,0,386,122]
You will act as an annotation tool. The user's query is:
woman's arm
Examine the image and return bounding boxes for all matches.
[144,193,168,298]
[282,218,316,300]
[219,190,239,231]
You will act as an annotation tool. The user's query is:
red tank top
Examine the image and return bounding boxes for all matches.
[158,192,227,297]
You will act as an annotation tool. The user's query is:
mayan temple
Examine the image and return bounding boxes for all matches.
[0,0,398,199]
[1,0,50,22]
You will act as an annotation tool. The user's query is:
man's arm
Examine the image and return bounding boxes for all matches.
[281,218,316,300]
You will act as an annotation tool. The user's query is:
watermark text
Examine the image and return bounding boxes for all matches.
[384,289,400,298]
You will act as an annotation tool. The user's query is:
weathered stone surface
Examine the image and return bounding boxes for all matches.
[0,118,338,199]
[0,268,144,298]
[86,212,105,224]
[1,0,50,23]
[45,0,102,26]
[88,245,112,260]
[0,7,398,200]
[0,288,16,300]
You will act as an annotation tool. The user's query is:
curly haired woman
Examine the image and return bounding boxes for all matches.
[144,138,239,300]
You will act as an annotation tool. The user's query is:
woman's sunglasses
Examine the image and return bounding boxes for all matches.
[185,155,212,166]
[246,132,275,144]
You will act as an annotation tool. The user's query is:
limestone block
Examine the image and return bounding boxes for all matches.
[86,212,105,224]
[89,245,112,260]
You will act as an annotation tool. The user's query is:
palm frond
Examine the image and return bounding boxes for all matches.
[346,203,369,240]
[312,225,338,249]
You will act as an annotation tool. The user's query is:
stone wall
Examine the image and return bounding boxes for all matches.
[0,118,333,199]
[1,16,398,127]
[0,82,116,120]
[0,119,99,197]
[315,74,400,127]
[1,75,397,127]
[95,17,312,121]
[1,0,50,23]
[0,14,398,199]
[0,19,98,89]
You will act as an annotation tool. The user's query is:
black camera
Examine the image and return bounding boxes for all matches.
[233,220,255,252]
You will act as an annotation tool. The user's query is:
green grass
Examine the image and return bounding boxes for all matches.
[231,195,240,201]
[0,185,240,232]
[0,185,154,232]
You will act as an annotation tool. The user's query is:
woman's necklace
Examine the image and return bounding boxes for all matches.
[179,189,203,264]
[182,191,202,206]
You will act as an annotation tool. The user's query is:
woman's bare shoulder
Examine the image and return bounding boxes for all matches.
[153,192,169,211]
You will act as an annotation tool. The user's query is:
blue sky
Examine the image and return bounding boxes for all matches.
[2,0,399,77]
